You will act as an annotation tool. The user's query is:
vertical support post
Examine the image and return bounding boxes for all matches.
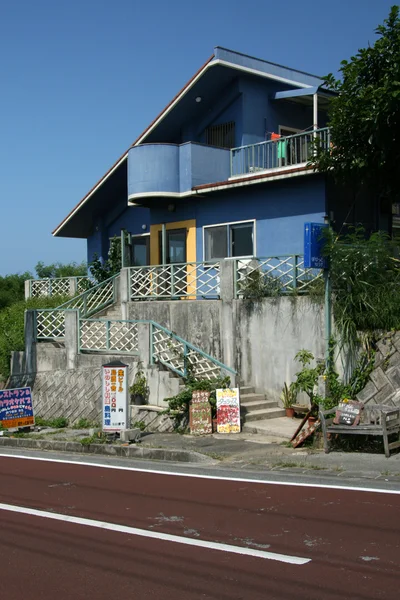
[171,264,175,297]
[65,310,79,370]
[183,343,188,378]
[106,320,110,351]
[25,280,31,300]
[24,310,37,374]
[121,229,126,268]
[324,267,332,369]
[150,322,154,365]
[137,322,151,366]
[313,92,319,157]
[69,277,77,297]
[161,223,167,265]
[292,255,298,291]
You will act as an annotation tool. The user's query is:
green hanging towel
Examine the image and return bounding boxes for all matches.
[277,139,287,159]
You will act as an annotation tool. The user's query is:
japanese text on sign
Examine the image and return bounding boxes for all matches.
[216,388,240,434]
[102,365,128,432]
[190,390,212,435]
[0,387,35,429]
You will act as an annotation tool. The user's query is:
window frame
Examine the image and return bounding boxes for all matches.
[202,219,256,262]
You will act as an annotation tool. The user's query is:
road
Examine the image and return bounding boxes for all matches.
[0,452,399,599]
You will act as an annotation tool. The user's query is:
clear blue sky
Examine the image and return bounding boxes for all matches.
[0,0,396,276]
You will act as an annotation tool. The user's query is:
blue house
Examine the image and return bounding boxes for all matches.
[53,47,384,274]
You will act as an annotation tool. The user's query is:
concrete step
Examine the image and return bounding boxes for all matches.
[240,400,278,413]
[240,393,266,404]
[239,386,255,395]
[242,417,298,439]
[243,407,286,422]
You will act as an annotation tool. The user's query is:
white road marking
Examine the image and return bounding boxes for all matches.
[1,451,400,495]
[0,502,310,565]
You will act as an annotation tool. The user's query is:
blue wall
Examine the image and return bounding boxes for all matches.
[87,205,150,264]
[128,143,230,198]
[148,175,326,259]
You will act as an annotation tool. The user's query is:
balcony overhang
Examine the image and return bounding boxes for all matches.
[271,86,335,109]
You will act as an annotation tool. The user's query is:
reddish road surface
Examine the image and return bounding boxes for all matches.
[0,455,399,599]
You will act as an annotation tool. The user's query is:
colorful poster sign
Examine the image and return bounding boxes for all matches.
[102,362,129,432]
[0,387,35,429]
[216,388,240,434]
[190,390,212,435]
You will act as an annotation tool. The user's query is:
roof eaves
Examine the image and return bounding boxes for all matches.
[52,54,215,237]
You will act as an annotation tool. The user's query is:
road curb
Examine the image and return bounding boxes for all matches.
[0,438,211,463]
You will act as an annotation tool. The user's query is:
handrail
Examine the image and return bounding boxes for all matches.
[57,273,119,316]
[149,320,237,378]
[231,127,330,153]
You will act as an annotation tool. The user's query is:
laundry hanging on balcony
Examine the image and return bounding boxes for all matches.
[270,132,287,160]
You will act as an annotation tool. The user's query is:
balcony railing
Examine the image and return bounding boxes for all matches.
[230,128,331,177]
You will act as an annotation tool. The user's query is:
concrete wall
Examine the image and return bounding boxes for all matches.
[10,344,180,424]
[127,296,325,401]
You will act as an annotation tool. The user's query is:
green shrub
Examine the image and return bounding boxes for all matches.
[165,375,231,426]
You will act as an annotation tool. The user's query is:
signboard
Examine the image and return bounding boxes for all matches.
[291,419,320,448]
[190,391,212,435]
[333,401,364,427]
[304,222,328,269]
[216,388,241,434]
[0,387,34,429]
[102,362,129,432]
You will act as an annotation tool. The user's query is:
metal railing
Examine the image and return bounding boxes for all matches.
[75,316,237,381]
[79,318,139,354]
[129,262,220,300]
[28,276,90,298]
[230,128,331,177]
[35,274,119,340]
[150,321,236,381]
[234,255,322,297]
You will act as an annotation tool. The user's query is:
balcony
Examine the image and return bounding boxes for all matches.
[128,142,230,201]
[230,128,331,178]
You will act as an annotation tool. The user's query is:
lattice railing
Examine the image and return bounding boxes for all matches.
[28,277,90,298]
[234,255,322,297]
[35,274,118,340]
[36,309,66,340]
[129,262,220,300]
[150,321,236,381]
[80,319,139,353]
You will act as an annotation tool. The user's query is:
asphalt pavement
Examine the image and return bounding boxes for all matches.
[0,450,399,599]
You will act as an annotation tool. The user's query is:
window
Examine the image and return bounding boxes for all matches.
[204,221,254,261]
[205,121,235,149]
[131,235,150,266]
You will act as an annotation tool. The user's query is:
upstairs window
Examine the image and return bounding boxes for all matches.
[204,221,254,261]
[205,121,235,149]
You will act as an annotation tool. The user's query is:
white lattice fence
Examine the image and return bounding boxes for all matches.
[36,310,65,339]
[80,319,138,353]
[130,262,220,299]
[151,323,225,380]
[235,256,322,296]
[28,277,90,298]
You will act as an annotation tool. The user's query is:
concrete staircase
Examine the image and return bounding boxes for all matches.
[92,304,287,430]
[240,385,285,426]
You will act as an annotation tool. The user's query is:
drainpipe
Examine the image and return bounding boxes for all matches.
[324,214,332,369]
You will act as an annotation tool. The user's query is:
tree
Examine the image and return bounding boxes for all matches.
[35,261,87,279]
[0,272,32,310]
[314,6,400,204]
[89,235,123,284]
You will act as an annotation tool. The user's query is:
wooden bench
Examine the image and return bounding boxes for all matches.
[319,404,400,458]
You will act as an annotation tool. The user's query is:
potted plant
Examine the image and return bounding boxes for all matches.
[281,382,297,418]
[129,364,149,405]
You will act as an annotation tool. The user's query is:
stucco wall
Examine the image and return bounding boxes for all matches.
[127,296,325,401]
